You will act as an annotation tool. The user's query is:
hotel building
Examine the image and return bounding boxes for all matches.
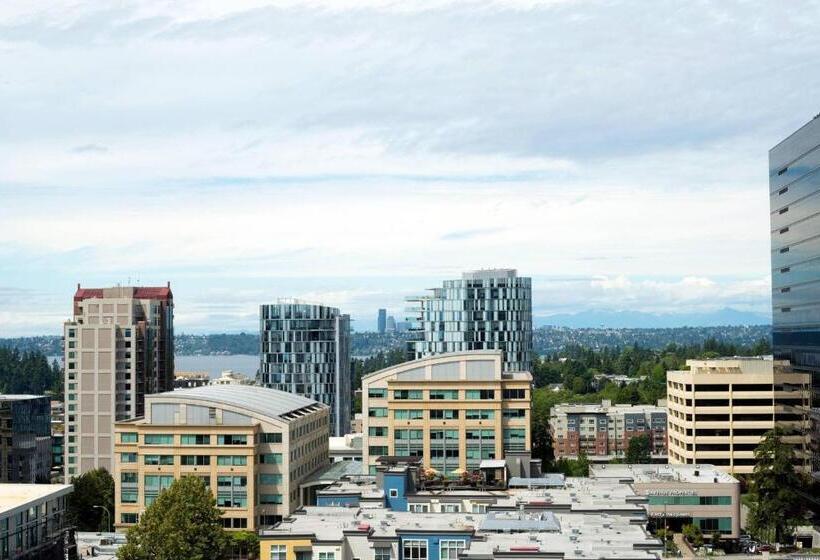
[113,384,329,531]
[407,269,533,373]
[361,351,532,475]
[64,284,174,480]
[667,357,811,474]
[549,400,668,461]
[260,302,351,436]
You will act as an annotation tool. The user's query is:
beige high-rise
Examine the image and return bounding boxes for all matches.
[63,285,174,481]
[667,357,811,474]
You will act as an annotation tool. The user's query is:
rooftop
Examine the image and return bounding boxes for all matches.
[0,394,48,402]
[0,484,73,517]
[147,384,325,420]
[74,285,172,301]
[551,400,665,415]
[590,464,738,484]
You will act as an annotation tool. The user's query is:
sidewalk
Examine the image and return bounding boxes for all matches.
[673,533,696,559]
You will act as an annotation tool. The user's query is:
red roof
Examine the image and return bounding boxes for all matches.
[74,286,172,302]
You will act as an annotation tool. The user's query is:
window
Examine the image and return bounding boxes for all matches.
[144,455,174,465]
[389,489,398,497]
[396,429,423,440]
[502,409,526,419]
[369,408,388,418]
[699,496,732,506]
[121,513,138,524]
[466,410,494,420]
[217,435,248,445]
[403,539,428,560]
[394,390,423,400]
[319,553,335,560]
[369,426,388,437]
[180,434,210,445]
[260,473,283,485]
[368,388,387,399]
[270,545,287,560]
[259,453,283,464]
[259,494,283,504]
[258,433,282,444]
[440,540,466,560]
[121,452,137,463]
[471,503,488,513]
[375,548,391,560]
[144,434,173,445]
[503,389,526,399]
[408,504,429,513]
[217,455,247,466]
[180,455,210,466]
[394,410,423,420]
[369,446,389,456]
[466,390,494,400]
[430,390,458,400]
[442,504,460,513]
[121,472,138,484]
[144,475,174,506]
[120,433,138,444]
[120,490,137,504]
[216,476,248,508]
[430,409,458,420]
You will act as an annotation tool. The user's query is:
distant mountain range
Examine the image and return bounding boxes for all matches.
[535,308,770,329]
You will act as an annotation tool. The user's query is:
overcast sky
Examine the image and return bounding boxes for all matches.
[1,0,819,335]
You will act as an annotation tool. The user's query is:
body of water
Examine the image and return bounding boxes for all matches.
[50,354,259,380]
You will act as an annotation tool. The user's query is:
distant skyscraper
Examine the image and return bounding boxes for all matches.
[377,309,387,334]
[385,315,397,332]
[407,269,533,372]
[770,116,820,398]
[64,284,174,481]
[259,301,351,436]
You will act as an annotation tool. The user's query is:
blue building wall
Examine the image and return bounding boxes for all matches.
[398,534,472,560]
[316,494,360,507]
[383,471,408,511]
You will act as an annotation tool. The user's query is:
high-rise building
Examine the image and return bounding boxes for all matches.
[361,350,533,475]
[0,395,52,483]
[64,284,174,481]
[549,399,668,462]
[385,315,397,332]
[259,301,351,436]
[770,116,820,397]
[377,309,387,334]
[407,269,533,372]
[667,357,811,474]
[114,385,329,531]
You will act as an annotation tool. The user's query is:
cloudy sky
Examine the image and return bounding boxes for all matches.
[1,0,818,335]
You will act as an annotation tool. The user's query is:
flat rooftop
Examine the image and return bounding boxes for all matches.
[590,464,738,484]
[0,484,73,517]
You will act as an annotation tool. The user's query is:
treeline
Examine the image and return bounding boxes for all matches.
[351,347,407,412]
[0,347,62,396]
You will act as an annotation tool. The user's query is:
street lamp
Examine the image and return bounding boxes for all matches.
[93,505,112,534]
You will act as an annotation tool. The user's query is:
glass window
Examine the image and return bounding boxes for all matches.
[120,513,138,524]
[121,472,137,484]
[369,426,388,437]
[319,553,335,560]
[466,410,494,420]
[144,455,174,465]
[430,410,458,420]
[440,540,466,560]
[368,388,387,399]
[270,546,287,560]
[259,494,283,504]
[144,434,173,445]
[121,452,137,463]
[403,539,428,560]
[259,473,283,485]
[259,453,283,464]
[120,490,138,504]
[181,455,210,466]
[394,410,423,420]
[394,390,423,400]
[369,408,388,418]
[466,390,494,400]
[217,455,247,466]
[120,433,138,443]
[217,435,248,445]
[180,435,211,445]
[375,548,391,560]
[258,433,282,444]
[430,390,459,400]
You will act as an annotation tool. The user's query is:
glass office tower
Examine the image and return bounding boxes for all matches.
[407,269,533,372]
[259,302,351,436]
[770,115,820,398]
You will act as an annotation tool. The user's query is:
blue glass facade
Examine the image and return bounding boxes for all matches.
[770,116,820,396]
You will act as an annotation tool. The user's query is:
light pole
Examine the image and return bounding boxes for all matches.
[93,505,112,534]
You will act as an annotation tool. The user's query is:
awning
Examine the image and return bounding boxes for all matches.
[479,459,507,469]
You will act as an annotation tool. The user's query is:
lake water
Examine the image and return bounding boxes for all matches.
[50,354,259,380]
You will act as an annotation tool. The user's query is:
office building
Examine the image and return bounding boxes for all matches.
[770,116,820,397]
[549,399,668,462]
[361,351,533,475]
[113,384,329,531]
[64,284,174,481]
[591,463,741,539]
[378,309,387,334]
[667,358,811,474]
[259,301,351,436]
[0,395,52,483]
[0,484,75,559]
[386,315,397,332]
[407,269,532,372]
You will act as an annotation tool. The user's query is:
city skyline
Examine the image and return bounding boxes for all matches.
[3,2,820,336]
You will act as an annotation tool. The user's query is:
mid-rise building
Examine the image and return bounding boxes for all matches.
[173,371,210,389]
[770,116,820,398]
[361,351,533,475]
[378,309,387,334]
[51,400,65,481]
[590,463,741,539]
[64,284,174,481]
[667,358,811,474]
[0,484,75,559]
[407,269,532,372]
[549,399,668,462]
[259,301,351,436]
[0,395,52,483]
[114,384,329,531]
[210,369,254,386]
[329,433,362,462]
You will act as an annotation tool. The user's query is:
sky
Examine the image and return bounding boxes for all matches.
[1,0,819,336]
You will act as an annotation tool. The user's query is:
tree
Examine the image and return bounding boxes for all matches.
[117,476,227,560]
[228,531,259,560]
[625,434,651,464]
[68,468,114,532]
[747,427,806,544]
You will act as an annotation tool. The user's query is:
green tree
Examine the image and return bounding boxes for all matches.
[117,476,227,560]
[682,523,704,547]
[747,427,806,544]
[68,468,114,532]
[625,434,651,464]
[228,531,260,560]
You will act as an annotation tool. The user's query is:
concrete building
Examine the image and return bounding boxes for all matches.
[260,301,352,436]
[407,269,532,372]
[591,463,741,539]
[810,407,820,478]
[173,371,210,389]
[378,309,387,334]
[64,284,174,480]
[51,400,65,482]
[330,433,363,462]
[0,483,75,559]
[114,384,329,531]
[549,400,668,462]
[667,357,811,474]
[210,369,254,386]
[0,395,52,484]
[361,351,533,476]
[770,116,820,398]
